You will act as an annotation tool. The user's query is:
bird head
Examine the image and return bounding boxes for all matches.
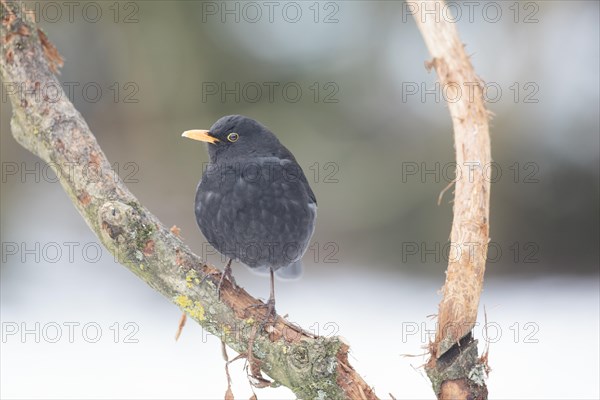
[182,115,282,162]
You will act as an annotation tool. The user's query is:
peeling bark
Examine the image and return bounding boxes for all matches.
[411,1,492,398]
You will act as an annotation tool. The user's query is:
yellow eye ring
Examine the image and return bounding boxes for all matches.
[227,132,239,142]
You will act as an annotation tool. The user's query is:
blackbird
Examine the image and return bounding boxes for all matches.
[182,115,317,319]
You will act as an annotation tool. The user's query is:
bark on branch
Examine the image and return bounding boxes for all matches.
[412,1,492,399]
[0,2,377,399]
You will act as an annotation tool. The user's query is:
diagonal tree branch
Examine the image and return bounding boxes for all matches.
[412,1,491,399]
[0,2,377,399]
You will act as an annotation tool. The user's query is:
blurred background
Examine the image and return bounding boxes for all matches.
[1,1,598,399]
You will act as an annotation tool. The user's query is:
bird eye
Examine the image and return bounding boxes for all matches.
[227,132,239,142]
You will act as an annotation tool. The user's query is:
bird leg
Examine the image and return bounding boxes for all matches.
[246,268,277,329]
[264,267,276,321]
[217,258,237,299]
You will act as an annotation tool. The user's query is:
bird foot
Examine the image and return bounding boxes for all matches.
[247,298,277,330]
[262,297,276,327]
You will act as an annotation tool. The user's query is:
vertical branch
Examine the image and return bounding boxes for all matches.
[411,1,491,398]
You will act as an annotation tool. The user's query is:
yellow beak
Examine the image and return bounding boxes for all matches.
[181,129,219,144]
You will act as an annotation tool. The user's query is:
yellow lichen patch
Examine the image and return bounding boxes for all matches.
[174,295,194,308]
[174,295,205,321]
[185,269,200,288]
[187,302,205,321]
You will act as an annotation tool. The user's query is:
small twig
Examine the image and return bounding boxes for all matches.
[222,340,234,400]
[175,312,187,341]
[437,178,456,206]
[245,325,272,389]
[480,306,492,375]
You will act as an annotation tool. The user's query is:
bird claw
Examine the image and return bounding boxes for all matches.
[247,298,277,330]
[262,297,276,325]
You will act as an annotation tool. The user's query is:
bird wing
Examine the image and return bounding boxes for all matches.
[196,156,316,268]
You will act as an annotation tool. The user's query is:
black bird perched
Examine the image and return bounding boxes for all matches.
[182,115,317,319]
